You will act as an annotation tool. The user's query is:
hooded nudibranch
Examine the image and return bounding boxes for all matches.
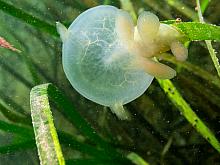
[56,5,188,120]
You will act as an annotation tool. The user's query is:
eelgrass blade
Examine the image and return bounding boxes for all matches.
[0,59,33,89]
[174,22,220,41]
[0,120,33,137]
[30,85,65,165]
[157,79,220,153]
[127,152,150,165]
[0,0,58,37]
[66,159,123,165]
[161,54,220,89]
[58,131,116,160]
[30,83,130,164]
[195,0,220,77]
[143,0,173,19]
[165,0,198,21]
[0,103,31,125]
[201,0,210,13]
[0,91,28,115]
[119,0,137,22]
[0,140,35,154]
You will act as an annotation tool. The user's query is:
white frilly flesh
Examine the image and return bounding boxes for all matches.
[110,103,131,120]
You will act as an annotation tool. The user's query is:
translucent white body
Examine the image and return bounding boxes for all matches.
[57,5,188,120]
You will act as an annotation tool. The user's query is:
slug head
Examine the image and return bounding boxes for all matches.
[115,10,188,79]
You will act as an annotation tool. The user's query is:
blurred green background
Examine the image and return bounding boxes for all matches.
[0,0,220,164]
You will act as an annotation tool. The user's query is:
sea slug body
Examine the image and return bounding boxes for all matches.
[57,5,188,120]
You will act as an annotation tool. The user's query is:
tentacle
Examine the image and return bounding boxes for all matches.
[135,57,176,79]
[110,103,131,120]
[56,22,68,42]
[115,10,134,43]
[170,41,188,61]
[137,11,160,44]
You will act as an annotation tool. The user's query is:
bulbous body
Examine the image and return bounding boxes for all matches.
[57,5,187,119]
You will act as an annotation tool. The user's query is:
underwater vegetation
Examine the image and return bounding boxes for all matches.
[1,0,220,164]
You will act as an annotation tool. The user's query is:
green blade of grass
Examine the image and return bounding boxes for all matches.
[201,0,211,13]
[143,0,173,19]
[0,140,35,154]
[157,79,220,153]
[161,54,220,89]
[0,103,31,125]
[0,120,122,161]
[119,0,137,23]
[0,120,33,137]
[22,54,41,85]
[58,131,118,160]
[0,59,33,89]
[66,159,123,165]
[127,152,150,165]
[30,83,129,164]
[0,91,28,115]
[0,0,58,37]
[174,22,220,41]
[165,0,198,21]
[195,0,220,77]
[30,85,65,165]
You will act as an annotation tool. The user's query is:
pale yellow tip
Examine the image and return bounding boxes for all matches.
[110,103,131,120]
[56,22,68,42]
[137,11,160,43]
[135,57,176,79]
[170,41,188,61]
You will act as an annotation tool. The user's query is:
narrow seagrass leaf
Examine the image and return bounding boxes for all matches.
[30,85,65,165]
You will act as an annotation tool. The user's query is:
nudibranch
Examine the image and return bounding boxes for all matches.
[56,5,188,120]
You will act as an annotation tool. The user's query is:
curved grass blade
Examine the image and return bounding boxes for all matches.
[0,120,33,137]
[0,140,35,154]
[66,159,123,165]
[0,103,31,125]
[119,0,137,22]
[143,0,173,19]
[174,22,220,41]
[30,83,131,164]
[0,90,29,116]
[0,0,58,37]
[127,152,150,165]
[0,59,33,89]
[165,0,198,21]
[157,79,220,153]
[30,86,65,165]
[58,131,118,160]
[201,0,210,13]
[161,54,220,89]
[195,0,220,77]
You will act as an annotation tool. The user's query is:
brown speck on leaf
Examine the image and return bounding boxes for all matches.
[0,36,21,53]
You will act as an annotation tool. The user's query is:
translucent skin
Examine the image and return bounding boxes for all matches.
[62,6,153,107]
[57,5,188,119]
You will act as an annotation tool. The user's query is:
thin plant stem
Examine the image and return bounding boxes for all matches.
[196,0,220,77]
